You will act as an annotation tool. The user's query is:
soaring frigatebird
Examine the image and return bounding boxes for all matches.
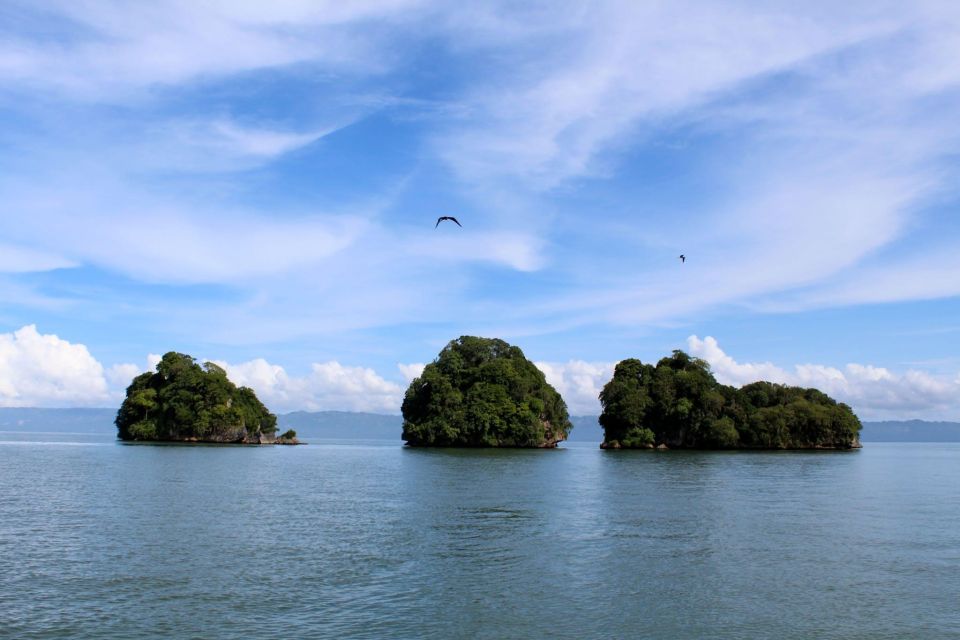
[435,216,462,228]
[679,254,686,263]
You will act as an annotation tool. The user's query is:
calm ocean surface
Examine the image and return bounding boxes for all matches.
[1,432,958,639]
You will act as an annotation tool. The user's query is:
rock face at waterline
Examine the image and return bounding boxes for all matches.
[599,351,862,450]
[116,352,294,444]
[402,336,572,447]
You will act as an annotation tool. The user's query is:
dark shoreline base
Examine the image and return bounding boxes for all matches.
[403,441,563,449]
[600,441,862,451]
[118,438,304,446]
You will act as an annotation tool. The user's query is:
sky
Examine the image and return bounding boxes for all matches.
[1,1,960,419]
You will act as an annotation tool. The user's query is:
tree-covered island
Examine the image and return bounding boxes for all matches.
[402,336,572,447]
[599,351,861,450]
[116,352,298,444]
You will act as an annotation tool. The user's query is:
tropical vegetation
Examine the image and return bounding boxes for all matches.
[402,336,571,447]
[116,352,277,442]
[599,351,861,449]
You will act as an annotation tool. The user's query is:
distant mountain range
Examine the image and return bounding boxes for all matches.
[278,410,401,440]
[1,408,958,443]
[855,420,960,442]
[0,408,118,433]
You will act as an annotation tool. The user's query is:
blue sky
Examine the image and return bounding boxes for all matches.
[1,1,960,418]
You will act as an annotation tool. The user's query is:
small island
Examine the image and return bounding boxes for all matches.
[402,336,572,447]
[116,352,299,444]
[599,351,862,450]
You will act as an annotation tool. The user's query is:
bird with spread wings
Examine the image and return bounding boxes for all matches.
[435,216,462,228]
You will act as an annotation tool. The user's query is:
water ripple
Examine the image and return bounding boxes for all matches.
[1,439,958,638]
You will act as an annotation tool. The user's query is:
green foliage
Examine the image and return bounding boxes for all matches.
[128,420,158,440]
[599,351,861,449]
[619,427,656,448]
[115,352,277,442]
[280,429,297,440]
[401,336,572,447]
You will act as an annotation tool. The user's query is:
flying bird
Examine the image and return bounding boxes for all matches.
[436,216,462,228]
[679,254,686,263]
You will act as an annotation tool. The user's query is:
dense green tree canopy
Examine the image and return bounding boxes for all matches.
[402,336,571,447]
[116,352,277,442]
[599,351,861,449]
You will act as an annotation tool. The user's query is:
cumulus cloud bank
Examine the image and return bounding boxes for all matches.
[688,336,960,421]
[535,360,615,416]
[212,359,406,414]
[0,325,414,413]
[536,339,960,420]
[1,325,957,421]
[209,343,960,420]
[0,325,113,407]
[397,363,425,383]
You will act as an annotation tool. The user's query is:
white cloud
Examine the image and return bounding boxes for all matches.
[0,278,77,312]
[0,196,369,285]
[0,244,76,274]
[688,335,960,421]
[523,155,946,331]
[0,0,426,98]
[0,335,409,412]
[404,230,547,272]
[106,363,141,389]
[203,120,331,158]
[214,358,405,413]
[423,2,960,327]
[92,212,365,284]
[3,1,960,344]
[684,336,788,387]
[435,2,896,187]
[1,323,958,421]
[306,361,404,412]
[535,360,615,415]
[0,168,546,324]
[0,325,113,407]
[146,354,163,371]
[118,118,352,173]
[749,248,960,313]
[398,362,425,383]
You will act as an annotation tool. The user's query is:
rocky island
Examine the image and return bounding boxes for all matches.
[116,352,298,444]
[402,336,571,447]
[599,350,861,450]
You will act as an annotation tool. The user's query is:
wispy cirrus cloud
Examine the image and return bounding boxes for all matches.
[0,244,76,274]
[426,2,960,328]
[433,1,896,187]
[2,1,960,381]
[0,184,370,285]
[0,0,427,98]
[122,118,355,172]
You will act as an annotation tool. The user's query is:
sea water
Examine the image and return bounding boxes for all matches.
[1,432,958,639]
